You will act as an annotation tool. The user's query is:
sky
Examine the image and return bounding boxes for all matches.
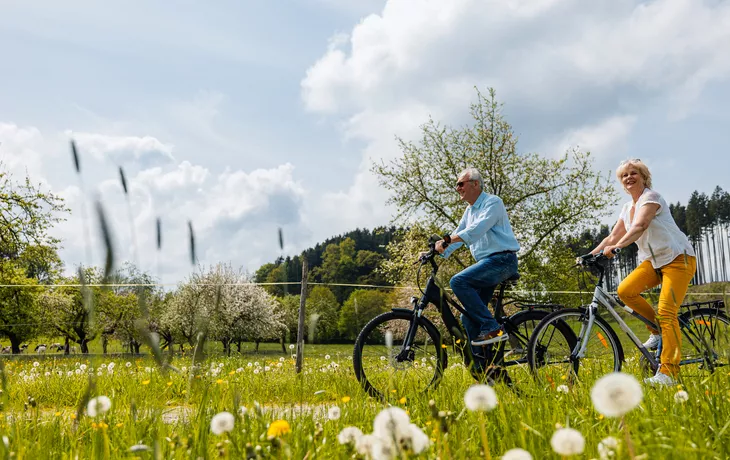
[1,0,729,285]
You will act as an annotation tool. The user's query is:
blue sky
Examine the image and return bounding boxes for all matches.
[1,0,729,284]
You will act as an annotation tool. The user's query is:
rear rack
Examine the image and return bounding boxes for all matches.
[681,299,725,310]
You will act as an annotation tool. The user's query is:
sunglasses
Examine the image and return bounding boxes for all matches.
[455,179,475,189]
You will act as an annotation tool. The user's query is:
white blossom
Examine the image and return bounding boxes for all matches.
[373,407,411,445]
[464,384,498,412]
[591,372,643,417]
[210,411,235,435]
[406,424,430,454]
[87,396,112,417]
[550,428,585,456]
[556,385,570,394]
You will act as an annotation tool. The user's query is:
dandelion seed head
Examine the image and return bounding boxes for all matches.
[674,390,689,403]
[598,436,619,459]
[590,372,643,417]
[373,407,411,446]
[556,385,569,394]
[550,428,585,456]
[502,448,533,460]
[289,344,295,350]
[328,406,341,420]
[210,412,235,435]
[337,426,363,445]
[464,384,498,412]
[406,423,430,454]
[87,396,112,417]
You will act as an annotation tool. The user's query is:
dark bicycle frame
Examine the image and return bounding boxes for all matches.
[395,243,560,373]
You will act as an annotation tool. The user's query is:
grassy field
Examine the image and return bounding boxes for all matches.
[1,342,729,459]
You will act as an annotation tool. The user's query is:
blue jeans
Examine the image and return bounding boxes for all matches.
[450,252,518,353]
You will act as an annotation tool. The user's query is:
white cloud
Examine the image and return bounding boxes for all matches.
[0,122,46,181]
[301,0,730,231]
[66,131,175,166]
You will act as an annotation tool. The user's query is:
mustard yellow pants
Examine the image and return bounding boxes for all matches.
[616,255,697,377]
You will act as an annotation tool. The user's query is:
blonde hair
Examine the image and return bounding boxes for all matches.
[616,159,652,189]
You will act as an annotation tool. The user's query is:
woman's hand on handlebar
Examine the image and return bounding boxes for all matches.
[602,245,621,259]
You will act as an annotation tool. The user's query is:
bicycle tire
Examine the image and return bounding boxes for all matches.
[353,310,446,400]
[526,307,624,384]
[678,307,730,375]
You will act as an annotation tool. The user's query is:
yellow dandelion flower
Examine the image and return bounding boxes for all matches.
[142,380,151,385]
[70,414,77,420]
[391,390,397,394]
[216,379,224,385]
[182,390,188,394]
[441,344,447,349]
[116,423,124,428]
[167,381,173,387]
[341,396,351,403]
[229,371,235,376]
[267,419,291,438]
[54,412,61,417]
[399,397,407,404]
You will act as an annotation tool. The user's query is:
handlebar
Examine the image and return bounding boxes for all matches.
[416,234,451,265]
[577,247,621,267]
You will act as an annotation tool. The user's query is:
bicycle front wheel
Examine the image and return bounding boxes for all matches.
[527,308,624,387]
[353,310,446,400]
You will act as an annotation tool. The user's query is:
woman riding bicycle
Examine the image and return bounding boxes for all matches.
[589,159,696,386]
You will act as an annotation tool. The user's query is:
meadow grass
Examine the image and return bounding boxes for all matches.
[1,343,729,459]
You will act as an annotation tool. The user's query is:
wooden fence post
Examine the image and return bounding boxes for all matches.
[296,259,308,373]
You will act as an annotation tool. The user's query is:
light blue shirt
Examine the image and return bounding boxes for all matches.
[441,191,520,261]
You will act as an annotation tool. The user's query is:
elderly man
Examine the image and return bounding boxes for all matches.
[435,167,520,348]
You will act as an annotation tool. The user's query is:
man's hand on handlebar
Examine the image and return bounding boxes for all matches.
[434,240,447,254]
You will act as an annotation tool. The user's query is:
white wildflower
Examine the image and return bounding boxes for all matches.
[502,448,533,460]
[247,362,253,367]
[550,428,585,456]
[289,344,295,350]
[2,436,8,448]
[253,369,260,374]
[239,406,248,416]
[45,372,51,377]
[328,406,341,420]
[590,372,643,417]
[556,385,570,394]
[674,390,689,403]
[337,426,363,445]
[74,369,81,375]
[324,354,331,360]
[33,361,39,368]
[464,384,498,412]
[210,411,235,435]
[597,436,619,459]
[67,371,73,377]
[264,366,270,372]
[100,363,106,369]
[279,357,285,362]
[236,367,244,373]
[125,362,132,368]
[87,396,112,417]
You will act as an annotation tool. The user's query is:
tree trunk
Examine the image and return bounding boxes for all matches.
[64,337,70,355]
[280,336,286,354]
[296,259,309,373]
[255,340,260,352]
[102,336,108,354]
[80,340,90,354]
[133,342,141,354]
[236,341,242,353]
[9,335,21,354]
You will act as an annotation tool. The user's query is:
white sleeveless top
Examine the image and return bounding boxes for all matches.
[619,188,695,269]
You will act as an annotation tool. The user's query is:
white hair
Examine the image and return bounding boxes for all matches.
[459,167,483,189]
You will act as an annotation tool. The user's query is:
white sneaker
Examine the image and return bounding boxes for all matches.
[644,372,676,386]
[642,334,661,350]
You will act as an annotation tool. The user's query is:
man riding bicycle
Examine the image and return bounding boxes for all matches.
[433,167,521,352]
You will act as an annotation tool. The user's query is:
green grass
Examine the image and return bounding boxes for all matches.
[1,343,729,459]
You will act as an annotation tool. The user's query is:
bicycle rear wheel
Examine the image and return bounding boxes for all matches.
[527,307,624,387]
[679,307,730,378]
[353,310,446,400]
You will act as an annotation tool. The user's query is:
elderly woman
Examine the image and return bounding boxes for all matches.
[589,159,696,386]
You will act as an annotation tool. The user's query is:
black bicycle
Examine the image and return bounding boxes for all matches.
[526,249,730,385]
[353,236,562,399]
